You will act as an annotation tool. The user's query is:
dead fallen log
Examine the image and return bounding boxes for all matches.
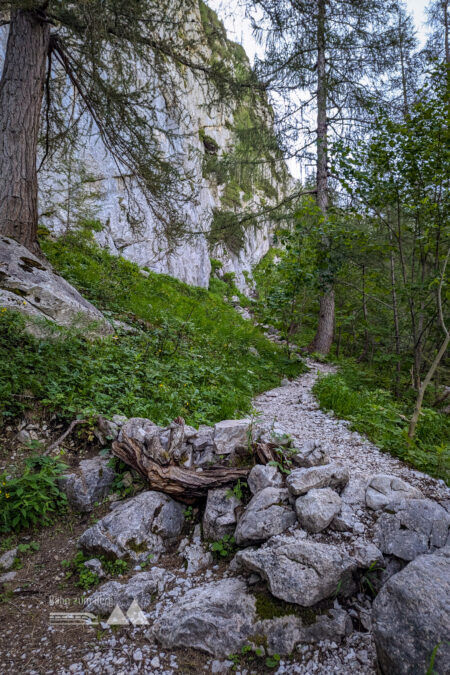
[112,432,281,503]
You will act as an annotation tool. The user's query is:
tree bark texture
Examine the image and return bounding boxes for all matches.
[0,10,50,251]
[309,288,335,355]
[309,0,334,356]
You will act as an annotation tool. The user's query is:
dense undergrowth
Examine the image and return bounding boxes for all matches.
[0,229,304,428]
[313,361,450,483]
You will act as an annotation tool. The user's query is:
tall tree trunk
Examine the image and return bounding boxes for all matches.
[310,288,335,355]
[309,0,334,355]
[357,264,370,362]
[389,237,402,398]
[0,10,50,252]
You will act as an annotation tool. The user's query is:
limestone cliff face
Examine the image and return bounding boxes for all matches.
[0,2,291,290]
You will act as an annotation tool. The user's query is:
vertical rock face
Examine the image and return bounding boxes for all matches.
[0,2,292,291]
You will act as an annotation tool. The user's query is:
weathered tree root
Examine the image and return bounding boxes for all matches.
[112,432,280,503]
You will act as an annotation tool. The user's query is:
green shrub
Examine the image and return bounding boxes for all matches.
[210,534,236,559]
[313,372,449,483]
[62,551,129,590]
[0,456,68,533]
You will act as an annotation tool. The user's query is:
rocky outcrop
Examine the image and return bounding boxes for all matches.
[0,3,291,292]
[236,532,356,606]
[0,236,111,331]
[58,457,115,512]
[152,578,257,656]
[78,490,184,561]
[372,547,450,674]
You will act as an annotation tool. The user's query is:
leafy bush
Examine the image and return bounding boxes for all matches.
[313,371,449,483]
[0,233,304,427]
[210,534,236,559]
[0,456,68,533]
[62,551,129,590]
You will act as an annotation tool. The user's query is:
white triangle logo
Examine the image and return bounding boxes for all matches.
[126,599,149,626]
[106,604,129,626]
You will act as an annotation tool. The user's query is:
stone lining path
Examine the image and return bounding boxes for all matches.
[2,360,449,675]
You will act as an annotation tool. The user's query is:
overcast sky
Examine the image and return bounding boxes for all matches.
[209,0,429,63]
[208,0,429,179]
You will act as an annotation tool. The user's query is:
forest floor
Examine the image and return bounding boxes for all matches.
[0,360,448,675]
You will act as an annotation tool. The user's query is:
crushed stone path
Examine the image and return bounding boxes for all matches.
[255,358,449,503]
[251,358,450,675]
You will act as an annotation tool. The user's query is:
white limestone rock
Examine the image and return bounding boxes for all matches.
[234,487,296,545]
[365,474,423,510]
[247,464,283,495]
[78,490,184,561]
[0,236,111,331]
[295,487,342,533]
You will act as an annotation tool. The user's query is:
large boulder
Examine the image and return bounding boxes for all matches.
[78,491,184,561]
[247,464,283,495]
[295,487,342,533]
[58,457,115,512]
[213,419,252,455]
[365,474,422,510]
[202,488,241,541]
[84,568,173,615]
[374,498,450,561]
[286,464,349,497]
[0,236,111,330]
[152,578,256,656]
[236,532,356,606]
[234,487,296,546]
[372,547,450,674]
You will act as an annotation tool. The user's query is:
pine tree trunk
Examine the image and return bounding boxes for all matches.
[0,10,50,252]
[309,288,335,355]
[309,0,334,355]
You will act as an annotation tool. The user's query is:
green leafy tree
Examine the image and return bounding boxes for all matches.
[334,66,449,436]
[245,0,408,354]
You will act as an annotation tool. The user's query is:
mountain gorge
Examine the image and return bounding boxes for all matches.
[0,0,290,290]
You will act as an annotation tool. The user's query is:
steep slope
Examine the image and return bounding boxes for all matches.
[0,230,303,426]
